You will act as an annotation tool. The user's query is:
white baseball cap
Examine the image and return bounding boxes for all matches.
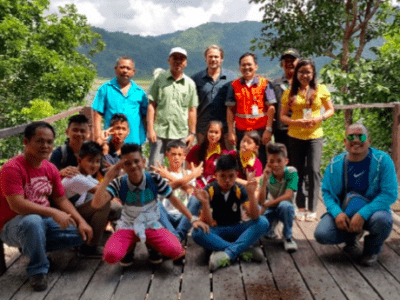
[169,47,187,57]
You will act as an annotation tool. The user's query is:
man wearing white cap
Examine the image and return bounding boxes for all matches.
[147,47,198,166]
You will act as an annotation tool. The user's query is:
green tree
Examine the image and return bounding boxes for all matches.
[0,0,105,129]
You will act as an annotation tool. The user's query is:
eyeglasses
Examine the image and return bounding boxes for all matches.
[346,134,367,143]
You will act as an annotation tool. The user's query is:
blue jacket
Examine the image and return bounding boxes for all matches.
[322,147,398,220]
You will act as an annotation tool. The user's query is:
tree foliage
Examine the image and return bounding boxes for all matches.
[0,0,105,129]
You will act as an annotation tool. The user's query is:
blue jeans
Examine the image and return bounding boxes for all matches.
[314,211,393,255]
[263,201,295,239]
[158,196,202,241]
[0,214,84,276]
[192,216,269,260]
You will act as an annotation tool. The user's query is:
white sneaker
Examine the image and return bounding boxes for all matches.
[284,238,298,253]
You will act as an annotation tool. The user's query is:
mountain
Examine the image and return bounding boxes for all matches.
[80,21,384,79]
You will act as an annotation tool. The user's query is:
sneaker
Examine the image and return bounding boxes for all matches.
[120,251,134,267]
[305,212,317,222]
[343,240,362,256]
[283,238,298,253]
[78,245,103,259]
[148,249,163,265]
[209,251,231,271]
[265,219,279,239]
[29,274,48,292]
[241,247,264,262]
[360,254,378,266]
[296,212,306,221]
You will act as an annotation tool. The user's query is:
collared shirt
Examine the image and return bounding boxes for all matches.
[92,78,148,145]
[148,71,198,139]
[191,68,237,133]
[265,166,298,200]
[272,75,291,131]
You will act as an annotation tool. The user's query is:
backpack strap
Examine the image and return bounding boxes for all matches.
[60,144,68,169]
[145,172,158,199]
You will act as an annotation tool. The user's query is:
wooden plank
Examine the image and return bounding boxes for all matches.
[334,102,399,110]
[79,261,123,300]
[10,250,76,300]
[44,255,102,300]
[111,243,153,300]
[240,243,281,300]
[290,222,346,299]
[296,216,380,300]
[0,256,30,300]
[261,237,312,300]
[180,237,211,300]
[147,259,181,300]
[212,257,245,300]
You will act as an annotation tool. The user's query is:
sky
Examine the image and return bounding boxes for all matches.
[47,0,265,36]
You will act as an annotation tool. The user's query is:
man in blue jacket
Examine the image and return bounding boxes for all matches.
[314,124,397,266]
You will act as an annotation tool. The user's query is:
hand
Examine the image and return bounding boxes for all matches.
[261,130,272,145]
[151,162,171,179]
[335,212,350,232]
[102,160,113,173]
[104,159,125,181]
[296,118,313,129]
[147,128,157,143]
[52,209,76,229]
[245,171,258,195]
[192,220,210,233]
[185,134,195,151]
[308,117,320,128]
[262,165,272,181]
[191,162,204,178]
[228,131,236,146]
[59,166,80,178]
[193,188,210,205]
[78,221,93,243]
[349,213,365,233]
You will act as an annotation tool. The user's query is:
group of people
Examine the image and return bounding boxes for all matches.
[0,45,397,293]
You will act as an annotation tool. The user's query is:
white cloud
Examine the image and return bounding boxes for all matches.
[48,1,105,26]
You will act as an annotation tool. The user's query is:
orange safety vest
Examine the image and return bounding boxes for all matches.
[231,76,270,131]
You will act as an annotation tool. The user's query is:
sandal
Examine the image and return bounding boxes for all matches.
[296,212,306,221]
[305,212,317,222]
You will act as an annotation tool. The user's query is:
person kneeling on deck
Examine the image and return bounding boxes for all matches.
[192,154,269,271]
[314,124,397,266]
[0,122,93,292]
[91,144,209,266]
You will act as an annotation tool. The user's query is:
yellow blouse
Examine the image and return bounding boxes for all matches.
[281,84,331,140]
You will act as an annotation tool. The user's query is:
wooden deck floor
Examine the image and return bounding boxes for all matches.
[2,202,400,300]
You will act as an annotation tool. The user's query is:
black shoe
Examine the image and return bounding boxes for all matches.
[78,245,103,259]
[148,249,162,264]
[29,274,48,292]
[120,251,134,267]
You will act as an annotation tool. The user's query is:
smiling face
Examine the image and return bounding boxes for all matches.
[267,153,288,178]
[215,169,237,193]
[115,59,135,83]
[121,151,146,184]
[344,125,371,161]
[297,64,314,89]
[168,53,187,75]
[239,55,258,81]
[206,48,223,71]
[66,122,90,147]
[78,154,101,176]
[207,123,222,145]
[282,56,299,79]
[24,127,55,162]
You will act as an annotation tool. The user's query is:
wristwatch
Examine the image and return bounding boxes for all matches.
[190,216,199,224]
[265,127,273,133]
[189,132,196,137]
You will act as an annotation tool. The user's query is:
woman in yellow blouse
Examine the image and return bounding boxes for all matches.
[280,58,334,221]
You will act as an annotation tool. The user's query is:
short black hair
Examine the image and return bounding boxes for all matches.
[24,121,55,140]
[79,141,103,159]
[166,140,186,153]
[267,142,288,158]
[110,113,129,127]
[68,114,89,128]
[215,154,239,172]
[121,143,142,157]
[239,52,257,65]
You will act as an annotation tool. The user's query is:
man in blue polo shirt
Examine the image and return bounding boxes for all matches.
[191,45,237,149]
[92,57,148,145]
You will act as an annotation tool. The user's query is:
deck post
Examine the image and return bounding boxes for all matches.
[392,103,400,181]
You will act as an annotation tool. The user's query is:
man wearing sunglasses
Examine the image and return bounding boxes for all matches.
[314,124,397,266]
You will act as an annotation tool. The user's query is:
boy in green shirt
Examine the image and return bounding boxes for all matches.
[259,143,298,253]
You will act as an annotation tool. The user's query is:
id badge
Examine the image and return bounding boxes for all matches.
[252,105,259,116]
[303,108,312,119]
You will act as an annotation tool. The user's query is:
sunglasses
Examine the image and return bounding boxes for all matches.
[346,134,367,143]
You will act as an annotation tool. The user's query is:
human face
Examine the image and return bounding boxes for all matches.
[267,154,288,177]
[297,64,314,88]
[215,169,237,193]
[66,123,89,146]
[207,123,222,145]
[24,127,55,162]
[344,126,371,160]
[240,55,258,81]
[115,59,135,83]
[110,121,129,145]
[165,147,186,170]
[78,154,101,176]
[206,49,223,71]
[240,135,259,154]
[282,56,299,79]
[121,152,146,184]
[168,53,187,75]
